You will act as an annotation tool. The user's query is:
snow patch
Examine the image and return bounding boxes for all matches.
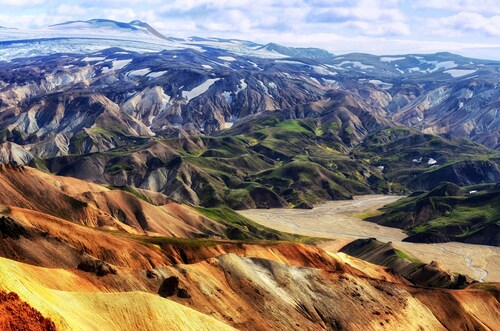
[380,56,405,62]
[248,61,260,69]
[408,67,423,73]
[82,56,105,62]
[419,60,457,72]
[182,78,220,101]
[338,61,374,70]
[218,56,236,62]
[201,64,213,70]
[312,65,336,76]
[147,70,168,78]
[275,59,304,65]
[127,68,151,77]
[444,69,477,78]
[434,61,457,70]
[258,80,271,97]
[309,77,321,85]
[322,78,337,86]
[236,79,247,94]
[101,59,132,73]
[368,79,393,90]
[221,91,232,105]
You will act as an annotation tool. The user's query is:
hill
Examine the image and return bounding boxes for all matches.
[0,164,309,242]
[340,238,472,288]
[366,182,500,246]
[34,111,500,210]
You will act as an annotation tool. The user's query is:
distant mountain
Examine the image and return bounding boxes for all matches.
[128,20,169,40]
[48,19,169,40]
[0,19,340,60]
[258,43,334,59]
[0,19,499,210]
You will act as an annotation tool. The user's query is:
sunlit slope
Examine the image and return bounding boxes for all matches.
[0,164,305,241]
[0,256,234,331]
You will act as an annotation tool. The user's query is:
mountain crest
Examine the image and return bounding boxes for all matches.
[48,18,169,40]
[260,42,334,59]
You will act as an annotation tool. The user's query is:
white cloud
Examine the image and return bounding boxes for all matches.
[157,0,410,37]
[54,4,88,16]
[416,0,500,15]
[0,14,63,28]
[427,12,500,37]
[0,0,46,6]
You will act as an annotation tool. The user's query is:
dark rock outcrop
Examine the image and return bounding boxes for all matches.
[77,256,117,276]
[0,216,31,240]
[158,276,180,297]
[158,276,191,299]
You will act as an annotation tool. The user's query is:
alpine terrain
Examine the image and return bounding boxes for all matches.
[0,18,498,331]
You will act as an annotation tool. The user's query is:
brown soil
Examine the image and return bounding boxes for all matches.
[0,290,56,331]
[0,167,498,330]
[0,164,226,237]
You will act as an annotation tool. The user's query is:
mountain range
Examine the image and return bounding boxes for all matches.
[1,20,500,210]
[0,18,499,330]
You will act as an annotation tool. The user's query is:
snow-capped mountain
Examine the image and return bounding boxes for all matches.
[0,19,330,61]
[0,18,500,161]
[48,19,169,41]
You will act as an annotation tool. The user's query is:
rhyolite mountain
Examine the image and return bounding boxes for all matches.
[0,19,500,331]
[0,19,500,209]
[1,164,498,330]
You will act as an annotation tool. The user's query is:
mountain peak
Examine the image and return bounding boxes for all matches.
[47,19,168,41]
[260,42,334,59]
[50,19,137,30]
[129,20,146,25]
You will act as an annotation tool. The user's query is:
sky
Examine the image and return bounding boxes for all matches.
[1,0,500,59]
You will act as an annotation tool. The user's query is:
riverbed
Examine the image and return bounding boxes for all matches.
[239,195,500,282]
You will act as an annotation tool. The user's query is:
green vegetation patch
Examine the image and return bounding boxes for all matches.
[394,249,423,264]
[193,204,318,243]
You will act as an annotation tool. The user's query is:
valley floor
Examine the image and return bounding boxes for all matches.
[239,195,500,282]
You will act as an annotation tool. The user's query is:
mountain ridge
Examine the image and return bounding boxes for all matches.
[49,19,170,41]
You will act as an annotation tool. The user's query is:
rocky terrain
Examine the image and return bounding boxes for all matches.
[0,20,499,212]
[0,19,499,330]
[0,291,56,331]
[0,167,498,330]
[1,23,499,148]
[340,238,472,288]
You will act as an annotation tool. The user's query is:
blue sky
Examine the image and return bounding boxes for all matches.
[1,0,500,59]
